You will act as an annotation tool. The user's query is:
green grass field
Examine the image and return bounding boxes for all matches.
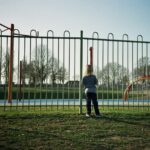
[0,109,149,150]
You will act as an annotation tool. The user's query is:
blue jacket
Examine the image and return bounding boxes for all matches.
[82,75,98,94]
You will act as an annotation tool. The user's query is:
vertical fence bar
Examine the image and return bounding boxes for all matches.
[62,32,65,109]
[8,24,14,103]
[131,42,134,108]
[136,36,139,108]
[57,38,60,110]
[51,32,54,108]
[39,38,42,110]
[146,43,149,110]
[92,32,100,106]
[15,29,20,110]
[29,30,37,110]
[5,37,9,110]
[107,33,114,109]
[19,61,22,102]
[121,36,125,109]
[107,35,109,108]
[86,40,89,65]
[47,30,54,110]
[126,36,129,109]
[117,41,119,110]
[122,34,129,110]
[45,34,48,111]
[0,30,4,110]
[111,34,114,109]
[67,31,71,107]
[0,29,1,82]
[137,35,144,111]
[68,35,71,108]
[22,37,26,110]
[102,40,104,109]
[73,39,76,109]
[147,43,150,111]
[79,31,83,114]
[34,32,38,110]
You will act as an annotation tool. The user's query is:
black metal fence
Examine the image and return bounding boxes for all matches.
[0,26,150,112]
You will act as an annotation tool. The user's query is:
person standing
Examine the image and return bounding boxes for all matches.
[82,65,101,117]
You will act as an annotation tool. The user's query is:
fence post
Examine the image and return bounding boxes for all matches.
[8,24,14,103]
[79,31,83,114]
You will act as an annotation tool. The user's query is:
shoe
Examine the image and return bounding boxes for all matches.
[96,114,102,118]
[86,113,91,117]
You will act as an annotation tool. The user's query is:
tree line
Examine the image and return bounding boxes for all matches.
[0,44,150,88]
[97,57,150,88]
[0,45,68,86]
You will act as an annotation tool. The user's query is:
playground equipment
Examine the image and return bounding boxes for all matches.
[0,23,14,103]
[123,75,150,100]
[89,47,93,66]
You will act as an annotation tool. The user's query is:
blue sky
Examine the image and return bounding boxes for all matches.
[0,0,150,40]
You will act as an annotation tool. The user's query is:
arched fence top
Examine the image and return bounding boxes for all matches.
[63,30,71,37]
[30,29,37,36]
[14,29,20,34]
[107,33,114,40]
[47,30,54,37]
[92,32,99,39]
[122,34,129,40]
[0,29,150,44]
[137,35,143,41]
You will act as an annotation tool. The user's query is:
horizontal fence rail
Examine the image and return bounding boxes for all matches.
[0,27,150,112]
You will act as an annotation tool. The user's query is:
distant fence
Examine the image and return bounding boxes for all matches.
[0,24,150,112]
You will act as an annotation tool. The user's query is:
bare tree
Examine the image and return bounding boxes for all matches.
[2,50,9,84]
[56,66,68,84]
[24,45,68,86]
[97,62,129,88]
[133,56,150,77]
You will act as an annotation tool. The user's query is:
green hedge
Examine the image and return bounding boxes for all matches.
[0,90,125,99]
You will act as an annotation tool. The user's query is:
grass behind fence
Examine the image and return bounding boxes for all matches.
[0,87,145,99]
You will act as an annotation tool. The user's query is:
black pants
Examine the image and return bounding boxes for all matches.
[85,92,100,115]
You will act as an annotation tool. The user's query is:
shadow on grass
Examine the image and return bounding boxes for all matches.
[1,111,150,129]
[102,113,150,128]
